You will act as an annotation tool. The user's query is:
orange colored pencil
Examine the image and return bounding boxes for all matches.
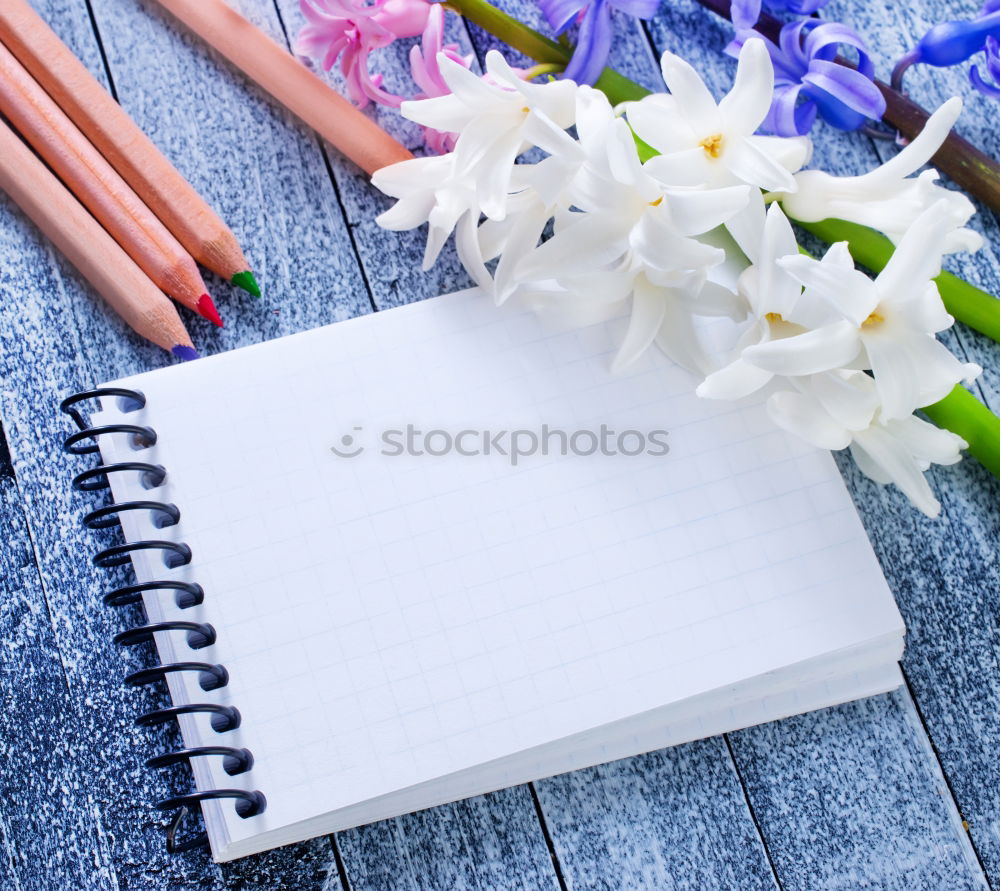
[0,119,197,360]
[148,0,414,176]
[0,0,258,297]
[0,41,223,327]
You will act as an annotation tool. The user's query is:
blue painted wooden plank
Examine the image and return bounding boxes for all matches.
[729,688,988,891]
[535,739,779,891]
[338,786,561,891]
[0,423,119,891]
[833,451,1000,888]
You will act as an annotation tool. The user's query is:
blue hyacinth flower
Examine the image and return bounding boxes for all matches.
[730,0,834,32]
[892,1,1000,96]
[728,19,886,136]
[539,0,660,86]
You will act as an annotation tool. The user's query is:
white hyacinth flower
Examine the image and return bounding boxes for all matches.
[627,38,812,193]
[514,112,750,371]
[777,97,982,254]
[752,201,981,419]
[697,201,846,400]
[400,50,577,221]
[765,371,966,518]
[373,152,479,270]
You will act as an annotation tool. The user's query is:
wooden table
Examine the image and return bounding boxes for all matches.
[0,0,998,887]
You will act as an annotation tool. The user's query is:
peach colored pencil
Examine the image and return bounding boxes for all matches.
[0,119,197,360]
[148,0,414,176]
[0,41,223,327]
[0,0,257,297]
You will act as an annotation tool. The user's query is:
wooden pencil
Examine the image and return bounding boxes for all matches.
[0,118,197,360]
[147,0,414,176]
[0,0,258,296]
[0,41,223,327]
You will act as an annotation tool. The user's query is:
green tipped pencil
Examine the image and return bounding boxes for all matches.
[231,269,261,298]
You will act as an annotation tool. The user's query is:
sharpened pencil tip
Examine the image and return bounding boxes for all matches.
[231,270,261,298]
[197,294,224,327]
[172,344,200,361]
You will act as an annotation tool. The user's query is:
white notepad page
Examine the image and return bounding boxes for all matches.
[94,289,904,859]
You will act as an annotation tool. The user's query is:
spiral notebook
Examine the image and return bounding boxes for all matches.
[63,289,905,861]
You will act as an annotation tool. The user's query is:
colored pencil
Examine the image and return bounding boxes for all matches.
[0,42,222,327]
[0,118,197,360]
[0,0,258,296]
[148,0,414,176]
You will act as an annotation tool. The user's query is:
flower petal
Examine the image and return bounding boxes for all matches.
[612,279,668,371]
[743,320,861,375]
[724,137,798,192]
[494,202,550,303]
[862,334,921,420]
[719,38,775,136]
[696,355,773,400]
[875,200,955,305]
[375,192,436,230]
[690,281,747,320]
[643,149,714,187]
[850,425,942,517]
[540,0,588,33]
[777,250,879,324]
[517,213,628,278]
[401,93,476,133]
[865,97,962,186]
[563,0,613,86]
[724,188,767,262]
[654,286,714,374]
[766,389,852,450]
[665,185,751,236]
[753,202,801,317]
[658,50,722,136]
[454,210,494,294]
[810,370,878,430]
[801,60,886,119]
[746,134,812,173]
[887,414,966,466]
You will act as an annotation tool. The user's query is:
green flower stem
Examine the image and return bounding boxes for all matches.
[923,386,1000,480]
[443,0,649,104]
[789,216,1000,344]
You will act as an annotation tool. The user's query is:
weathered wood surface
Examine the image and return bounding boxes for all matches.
[0,0,997,888]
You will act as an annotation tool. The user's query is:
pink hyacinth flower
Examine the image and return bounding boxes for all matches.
[408,4,475,152]
[296,0,433,108]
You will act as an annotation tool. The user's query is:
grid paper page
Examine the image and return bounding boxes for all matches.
[96,289,903,847]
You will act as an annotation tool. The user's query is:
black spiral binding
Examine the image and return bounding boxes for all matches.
[61,388,266,854]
